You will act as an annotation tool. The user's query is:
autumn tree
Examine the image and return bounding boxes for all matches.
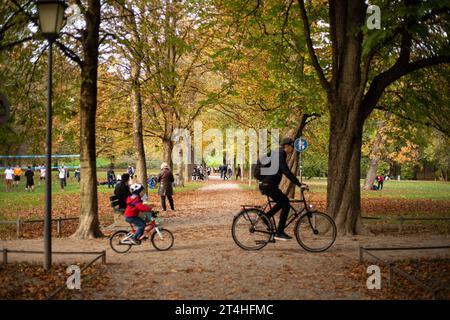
[54,0,102,238]
[296,0,450,234]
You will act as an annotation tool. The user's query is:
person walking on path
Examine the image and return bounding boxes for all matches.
[236,164,242,180]
[222,164,229,180]
[58,165,67,191]
[219,164,225,179]
[13,165,22,188]
[228,165,233,180]
[25,166,35,192]
[4,166,13,192]
[107,167,116,188]
[157,162,175,211]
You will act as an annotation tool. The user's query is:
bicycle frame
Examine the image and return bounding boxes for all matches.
[240,188,313,234]
[127,217,164,241]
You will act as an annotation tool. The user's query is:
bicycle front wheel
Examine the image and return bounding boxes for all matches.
[231,209,272,250]
[294,211,336,252]
[151,228,174,251]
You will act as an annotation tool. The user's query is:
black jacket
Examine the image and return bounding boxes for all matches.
[114,181,131,209]
[260,148,301,188]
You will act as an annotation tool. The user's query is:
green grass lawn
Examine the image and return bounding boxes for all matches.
[241,178,450,201]
[0,173,205,221]
[305,178,450,200]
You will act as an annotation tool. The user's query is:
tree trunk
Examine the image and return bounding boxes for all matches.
[73,0,102,239]
[363,120,384,190]
[327,103,365,236]
[131,64,147,191]
[178,148,185,187]
[364,159,378,190]
[162,137,173,170]
[280,114,308,198]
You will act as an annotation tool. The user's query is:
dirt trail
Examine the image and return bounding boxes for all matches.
[1,181,450,299]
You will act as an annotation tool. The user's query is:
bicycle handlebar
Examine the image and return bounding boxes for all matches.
[300,184,309,192]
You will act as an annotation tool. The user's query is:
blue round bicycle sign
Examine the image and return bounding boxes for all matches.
[294,138,308,153]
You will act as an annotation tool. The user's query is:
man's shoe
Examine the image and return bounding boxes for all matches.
[274,233,292,241]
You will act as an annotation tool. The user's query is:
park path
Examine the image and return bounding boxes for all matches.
[1,179,450,299]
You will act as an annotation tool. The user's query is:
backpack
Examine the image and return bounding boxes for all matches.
[253,153,272,181]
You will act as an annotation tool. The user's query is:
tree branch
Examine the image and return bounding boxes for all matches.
[363,55,450,118]
[297,0,331,94]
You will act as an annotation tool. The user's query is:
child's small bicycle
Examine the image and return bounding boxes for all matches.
[109,211,174,253]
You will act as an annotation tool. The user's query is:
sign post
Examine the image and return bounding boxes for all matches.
[294,137,308,182]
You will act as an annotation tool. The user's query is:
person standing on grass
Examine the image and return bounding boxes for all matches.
[13,165,22,188]
[157,162,175,211]
[39,164,46,186]
[74,166,80,183]
[107,166,116,188]
[4,166,13,192]
[25,166,35,192]
[58,165,67,191]
[377,174,384,190]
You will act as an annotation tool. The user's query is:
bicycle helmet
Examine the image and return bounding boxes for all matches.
[130,183,144,195]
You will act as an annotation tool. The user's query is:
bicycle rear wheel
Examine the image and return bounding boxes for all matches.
[231,209,272,250]
[110,230,132,253]
[294,211,336,252]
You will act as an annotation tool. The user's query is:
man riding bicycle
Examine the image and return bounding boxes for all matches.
[256,137,304,241]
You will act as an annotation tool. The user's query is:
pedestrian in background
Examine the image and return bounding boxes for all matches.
[157,162,175,211]
[236,164,242,180]
[107,166,116,188]
[59,164,67,191]
[39,164,46,186]
[4,166,13,192]
[13,165,22,188]
[25,166,35,192]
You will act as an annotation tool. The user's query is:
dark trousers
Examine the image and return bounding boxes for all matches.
[161,195,174,211]
[107,177,115,188]
[378,181,383,190]
[60,178,66,189]
[125,216,146,240]
[259,184,290,234]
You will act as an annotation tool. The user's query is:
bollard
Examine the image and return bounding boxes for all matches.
[57,217,62,237]
[359,247,364,263]
[101,250,106,265]
[16,219,21,239]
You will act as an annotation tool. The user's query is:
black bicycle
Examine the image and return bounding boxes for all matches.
[231,185,337,252]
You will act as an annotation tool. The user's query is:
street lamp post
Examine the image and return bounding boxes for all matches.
[36,0,66,271]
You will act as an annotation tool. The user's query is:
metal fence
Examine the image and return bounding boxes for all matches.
[1,248,106,300]
[0,216,79,239]
[359,245,450,299]
[362,216,450,233]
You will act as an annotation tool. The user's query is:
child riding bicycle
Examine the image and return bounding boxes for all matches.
[124,183,153,245]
